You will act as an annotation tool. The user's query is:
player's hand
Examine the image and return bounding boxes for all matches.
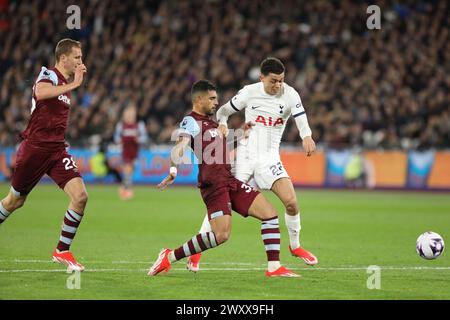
[302,136,316,157]
[157,173,176,190]
[241,121,254,138]
[73,64,87,88]
[218,124,229,138]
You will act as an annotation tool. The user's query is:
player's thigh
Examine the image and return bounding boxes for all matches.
[270,177,298,209]
[247,193,278,221]
[229,179,262,218]
[11,141,54,196]
[47,151,82,191]
[254,159,289,190]
[201,186,232,221]
[63,177,88,203]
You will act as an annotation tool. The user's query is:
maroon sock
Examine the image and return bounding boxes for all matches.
[173,232,218,260]
[57,209,83,252]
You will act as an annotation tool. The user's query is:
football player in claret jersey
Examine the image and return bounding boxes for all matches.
[188,58,318,272]
[114,104,148,200]
[0,39,87,271]
[148,80,298,277]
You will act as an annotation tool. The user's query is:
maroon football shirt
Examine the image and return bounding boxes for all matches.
[179,111,233,188]
[20,67,71,146]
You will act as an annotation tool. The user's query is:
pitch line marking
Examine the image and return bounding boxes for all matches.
[1,266,450,273]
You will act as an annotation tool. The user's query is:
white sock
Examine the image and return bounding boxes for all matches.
[0,201,11,224]
[168,251,177,263]
[285,213,301,249]
[199,215,211,233]
[268,261,281,272]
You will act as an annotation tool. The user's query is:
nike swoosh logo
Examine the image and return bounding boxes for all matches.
[251,106,261,110]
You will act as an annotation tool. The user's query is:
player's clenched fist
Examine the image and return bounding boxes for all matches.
[73,64,87,87]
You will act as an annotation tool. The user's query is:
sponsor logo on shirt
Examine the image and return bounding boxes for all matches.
[255,115,284,126]
[58,94,71,105]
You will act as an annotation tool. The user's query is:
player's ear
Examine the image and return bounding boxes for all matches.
[193,93,204,104]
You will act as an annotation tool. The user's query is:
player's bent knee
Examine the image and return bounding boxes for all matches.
[284,198,298,214]
[215,231,231,245]
[4,192,26,210]
[73,190,88,207]
[16,198,26,210]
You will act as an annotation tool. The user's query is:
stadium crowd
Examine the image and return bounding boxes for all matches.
[0,0,449,149]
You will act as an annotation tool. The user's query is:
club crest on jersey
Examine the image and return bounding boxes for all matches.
[279,105,284,114]
[255,115,284,127]
[58,94,71,105]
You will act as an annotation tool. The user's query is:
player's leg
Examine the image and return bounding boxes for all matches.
[48,152,87,271]
[271,177,318,265]
[271,177,300,246]
[50,177,88,271]
[186,214,211,272]
[188,162,254,271]
[122,145,138,199]
[1,141,49,225]
[123,162,134,191]
[0,190,27,225]
[120,162,134,200]
[148,189,232,276]
[230,180,299,277]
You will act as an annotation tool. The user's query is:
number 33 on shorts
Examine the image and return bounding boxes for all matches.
[240,183,254,193]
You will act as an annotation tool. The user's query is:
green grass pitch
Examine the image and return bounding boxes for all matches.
[0,183,449,299]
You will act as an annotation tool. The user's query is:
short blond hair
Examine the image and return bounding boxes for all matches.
[55,38,81,62]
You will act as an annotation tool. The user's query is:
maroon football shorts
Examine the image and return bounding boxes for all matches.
[200,177,260,220]
[11,140,82,196]
[122,143,138,164]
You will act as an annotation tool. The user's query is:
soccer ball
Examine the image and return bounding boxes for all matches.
[416,231,445,260]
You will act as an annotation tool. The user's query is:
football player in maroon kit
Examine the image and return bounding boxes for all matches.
[114,105,147,200]
[148,80,299,277]
[0,39,87,271]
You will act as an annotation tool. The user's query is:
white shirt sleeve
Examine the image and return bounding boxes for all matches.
[291,89,312,139]
[137,121,148,144]
[36,67,58,85]
[113,122,122,144]
[216,87,249,126]
[178,116,201,138]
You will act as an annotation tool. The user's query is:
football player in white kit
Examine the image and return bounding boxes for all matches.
[187,58,318,272]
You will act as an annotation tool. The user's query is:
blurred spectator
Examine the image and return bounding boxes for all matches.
[0,0,449,150]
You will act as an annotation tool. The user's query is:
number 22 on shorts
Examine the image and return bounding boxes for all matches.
[270,162,284,176]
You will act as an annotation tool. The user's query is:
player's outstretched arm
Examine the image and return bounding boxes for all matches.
[34,64,87,100]
[293,109,315,156]
[216,102,241,138]
[157,136,191,190]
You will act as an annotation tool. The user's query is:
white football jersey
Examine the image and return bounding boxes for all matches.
[229,82,306,158]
